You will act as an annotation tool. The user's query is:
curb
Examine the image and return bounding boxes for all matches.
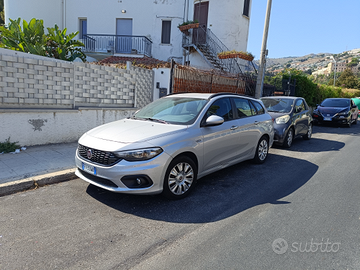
[0,168,77,197]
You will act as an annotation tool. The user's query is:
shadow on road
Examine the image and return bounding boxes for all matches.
[273,137,345,153]
[86,153,318,224]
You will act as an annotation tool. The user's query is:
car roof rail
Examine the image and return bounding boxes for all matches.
[209,92,247,99]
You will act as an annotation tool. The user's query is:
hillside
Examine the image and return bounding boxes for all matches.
[256,48,360,74]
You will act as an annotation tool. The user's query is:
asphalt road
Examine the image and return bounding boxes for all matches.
[1,123,359,270]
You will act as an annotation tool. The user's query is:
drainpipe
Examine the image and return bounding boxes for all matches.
[62,0,66,29]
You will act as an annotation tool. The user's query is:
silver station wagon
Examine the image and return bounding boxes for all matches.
[75,93,274,199]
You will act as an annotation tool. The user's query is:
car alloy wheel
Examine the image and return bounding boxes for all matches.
[253,136,269,164]
[283,128,293,148]
[162,156,197,199]
[303,123,312,140]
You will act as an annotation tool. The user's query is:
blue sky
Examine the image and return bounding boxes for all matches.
[248,0,360,59]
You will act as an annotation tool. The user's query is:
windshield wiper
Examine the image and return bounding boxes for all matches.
[145,118,169,124]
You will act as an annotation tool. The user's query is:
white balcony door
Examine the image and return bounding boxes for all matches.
[116,19,133,53]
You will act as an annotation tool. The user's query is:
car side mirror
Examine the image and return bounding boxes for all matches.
[352,104,357,109]
[204,115,224,127]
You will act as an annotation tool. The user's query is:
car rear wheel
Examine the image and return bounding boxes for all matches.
[162,156,197,200]
[253,136,269,164]
[347,119,352,128]
[303,123,312,140]
[283,128,294,148]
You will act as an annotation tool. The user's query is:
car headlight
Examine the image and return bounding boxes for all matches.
[337,111,349,116]
[115,147,163,161]
[275,115,290,124]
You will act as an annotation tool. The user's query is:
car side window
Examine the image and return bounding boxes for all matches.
[251,100,265,115]
[233,98,253,118]
[206,98,234,121]
[295,99,305,113]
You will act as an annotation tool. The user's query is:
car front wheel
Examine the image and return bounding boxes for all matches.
[283,128,294,148]
[253,136,269,164]
[162,156,197,199]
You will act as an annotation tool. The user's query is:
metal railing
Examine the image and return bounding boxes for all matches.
[183,27,242,74]
[82,34,152,57]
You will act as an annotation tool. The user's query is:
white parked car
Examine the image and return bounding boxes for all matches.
[75,93,274,199]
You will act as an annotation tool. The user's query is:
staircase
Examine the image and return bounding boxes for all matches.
[182,26,257,96]
[182,26,249,75]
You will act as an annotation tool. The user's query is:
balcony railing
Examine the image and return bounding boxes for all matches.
[81,34,152,57]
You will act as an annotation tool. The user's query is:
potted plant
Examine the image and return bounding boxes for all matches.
[178,20,199,32]
[217,50,254,61]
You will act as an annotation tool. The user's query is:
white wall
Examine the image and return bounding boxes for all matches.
[0,108,137,146]
[153,68,171,100]
[208,0,251,52]
[4,0,62,29]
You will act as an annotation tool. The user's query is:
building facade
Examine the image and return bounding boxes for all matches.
[5,0,252,71]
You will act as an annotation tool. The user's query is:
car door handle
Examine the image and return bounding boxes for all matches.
[230,125,238,130]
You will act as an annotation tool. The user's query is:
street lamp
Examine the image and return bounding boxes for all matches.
[330,56,337,87]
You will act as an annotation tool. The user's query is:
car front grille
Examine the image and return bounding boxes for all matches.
[78,169,119,188]
[78,144,121,166]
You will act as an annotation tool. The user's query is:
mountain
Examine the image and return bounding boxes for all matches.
[254,48,360,74]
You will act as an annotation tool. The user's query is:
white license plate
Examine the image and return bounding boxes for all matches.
[324,117,332,121]
[82,162,97,175]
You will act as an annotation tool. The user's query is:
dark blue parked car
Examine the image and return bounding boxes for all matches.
[261,96,313,148]
[312,98,358,127]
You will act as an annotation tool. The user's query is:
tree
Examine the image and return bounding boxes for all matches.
[335,69,359,89]
[0,17,86,62]
[280,69,319,106]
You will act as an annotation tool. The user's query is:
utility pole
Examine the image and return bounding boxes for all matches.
[330,56,337,86]
[255,0,272,99]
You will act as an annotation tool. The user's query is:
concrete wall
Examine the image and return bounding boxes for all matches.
[0,49,156,146]
[0,48,153,109]
[0,108,137,146]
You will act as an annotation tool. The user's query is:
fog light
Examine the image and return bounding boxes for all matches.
[121,175,153,188]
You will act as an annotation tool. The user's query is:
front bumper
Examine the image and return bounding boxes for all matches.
[272,123,290,144]
[313,114,350,125]
[75,149,172,195]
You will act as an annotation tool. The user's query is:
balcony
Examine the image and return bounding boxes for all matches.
[82,34,152,57]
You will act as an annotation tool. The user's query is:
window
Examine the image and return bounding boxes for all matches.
[79,19,87,39]
[206,98,234,121]
[251,100,265,115]
[243,0,250,17]
[233,98,253,118]
[161,20,171,44]
[295,99,305,112]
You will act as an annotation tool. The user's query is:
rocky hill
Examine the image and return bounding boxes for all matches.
[256,48,360,74]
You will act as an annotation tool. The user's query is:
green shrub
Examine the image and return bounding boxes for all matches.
[0,137,20,154]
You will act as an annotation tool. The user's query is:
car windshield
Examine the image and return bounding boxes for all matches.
[321,99,349,107]
[261,98,294,113]
[134,97,208,125]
